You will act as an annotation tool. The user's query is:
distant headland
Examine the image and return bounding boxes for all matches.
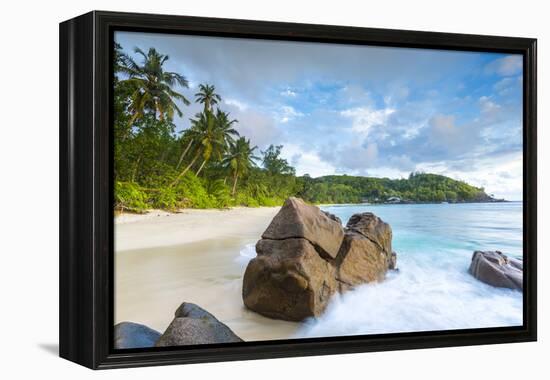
[297,172,505,206]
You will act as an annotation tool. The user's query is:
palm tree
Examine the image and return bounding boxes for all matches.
[173,84,223,172]
[223,137,259,196]
[119,47,191,124]
[195,84,221,113]
[175,100,226,171]
[194,109,239,176]
[175,130,195,170]
[193,111,224,176]
[169,113,214,186]
[169,109,239,186]
[213,109,239,150]
[170,109,239,186]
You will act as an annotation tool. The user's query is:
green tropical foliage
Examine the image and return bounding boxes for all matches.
[119,47,190,124]
[195,83,222,113]
[296,172,492,205]
[113,45,495,212]
[222,137,259,196]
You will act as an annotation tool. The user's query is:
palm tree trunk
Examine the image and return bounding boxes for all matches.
[159,147,168,163]
[196,159,208,177]
[176,139,193,169]
[170,150,200,187]
[232,172,239,196]
[131,155,142,182]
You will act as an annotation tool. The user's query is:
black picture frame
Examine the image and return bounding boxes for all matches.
[59,10,537,370]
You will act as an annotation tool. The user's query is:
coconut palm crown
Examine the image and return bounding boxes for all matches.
[119,47,191,124]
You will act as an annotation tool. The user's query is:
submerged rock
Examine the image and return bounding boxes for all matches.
[243,197,395,321]
[468,250,523,291]
[389,251,398,270]
[114,322,161,349]
[156,302,242,346]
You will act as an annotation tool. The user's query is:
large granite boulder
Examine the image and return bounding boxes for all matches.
[155,302,242,346]
[243,238,337,321]
[322,210,342,225]
[346,212,392,258]
[243,198,395,321]
[262,197,344,259]
[336,231,390,292]
[468,251,523,291]
[114,322,161,349]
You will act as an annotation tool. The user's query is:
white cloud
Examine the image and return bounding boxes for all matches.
[478,96,502,123]
[494,77,514,92]
[338,85,372,105]
[477,96,508,126]
[493,76,522,96]
[389,154,416,171]
[290,153,302,166]
[340,106,395,136]
[337,142,378,170]
[281,144,336,177]
[278,105,304,123]
[224,98,249,111]
[314,139,382,176]
[221,103,281,149]
[427,114,481,156]
[280,88,297,97]
[485,55,523,76]
[429,114,454,135]
[479,96,501,114]
[384,84,410,105]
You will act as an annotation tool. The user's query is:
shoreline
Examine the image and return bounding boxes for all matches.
[115,206,281,225]
[115,199,516,224]
[115,206,281,251]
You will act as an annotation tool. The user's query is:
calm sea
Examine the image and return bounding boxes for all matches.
[290,202,523,337]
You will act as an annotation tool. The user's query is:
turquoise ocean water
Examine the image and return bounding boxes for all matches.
[291,202,524,337]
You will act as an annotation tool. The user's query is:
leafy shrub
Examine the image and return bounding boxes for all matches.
[205,179,232,208]
[175,173,217,209]
[114,181,148,212]
[150,186,180,211]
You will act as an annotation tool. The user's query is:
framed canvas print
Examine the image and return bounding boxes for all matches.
[59,11,537,369]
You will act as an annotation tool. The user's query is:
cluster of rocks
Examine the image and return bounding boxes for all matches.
[114,302,242,349]
[242,197,397,321]
[468,250,523,291]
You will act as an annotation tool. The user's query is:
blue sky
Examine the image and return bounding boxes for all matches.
[116,32,523,200]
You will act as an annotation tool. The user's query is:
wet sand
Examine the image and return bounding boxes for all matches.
[115,207,301,341]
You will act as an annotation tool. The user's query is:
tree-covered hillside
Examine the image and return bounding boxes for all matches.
[112,45,498,212]
[297,172,496,205]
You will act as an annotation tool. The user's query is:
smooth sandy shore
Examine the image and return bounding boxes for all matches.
[115,206,303,342]
[115,207,280,251]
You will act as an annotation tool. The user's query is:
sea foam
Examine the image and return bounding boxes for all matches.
[236,243,257,268]
[295,251,522,338]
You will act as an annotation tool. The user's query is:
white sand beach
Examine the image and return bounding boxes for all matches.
[115,206,302,342]
[116,207,279,250]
